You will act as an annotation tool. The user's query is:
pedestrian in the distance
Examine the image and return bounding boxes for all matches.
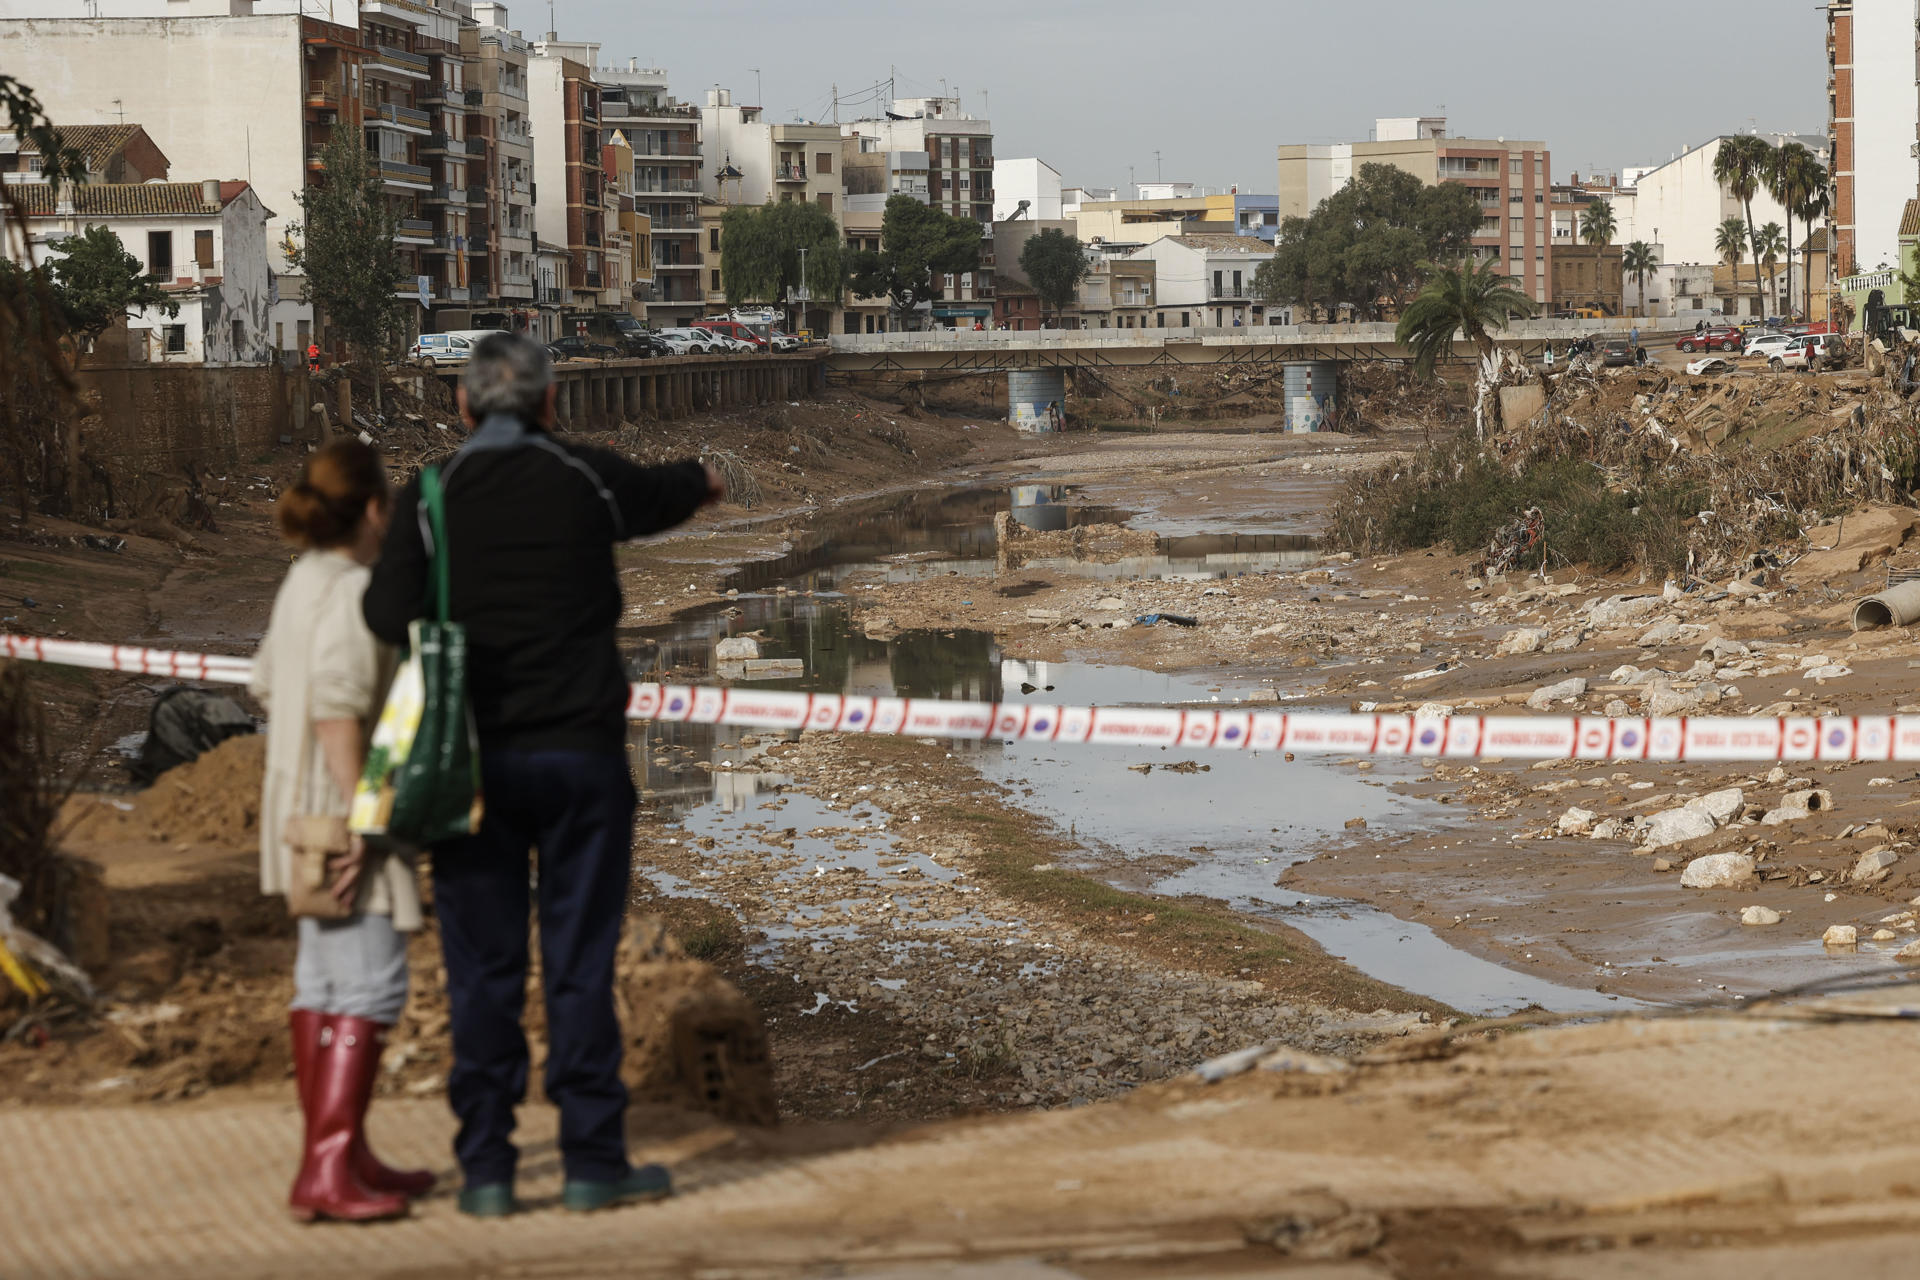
[253,439,430,1224]
[307,342,321,372]
[363,334,722,1218]
[1629,325,1639,350]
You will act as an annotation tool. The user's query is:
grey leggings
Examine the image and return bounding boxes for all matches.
[292,913,410,1024]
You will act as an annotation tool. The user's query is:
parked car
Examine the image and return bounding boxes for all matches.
[545,336,621,361]
[698,318,769,350]
[767,330,802,352]
[1676,326,1744,353]
[1686,356,1737,376]
[1772,333,1841,372]
[407,329,508,367]
[656,328,715,355]
[1600,337,1635,367]
[695,327,755,354]
[1743,331,1794,359]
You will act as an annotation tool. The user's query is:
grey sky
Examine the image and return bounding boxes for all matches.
[563,0,1828,192]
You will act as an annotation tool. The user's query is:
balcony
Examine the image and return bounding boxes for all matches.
[425,182,459,203]
[377,159,433,189]
[628,139,699,160]
[368,44,430,80]
[775,163,808,183]
[305,80,339,110]
[1209,283,1251,300]
[441,285,469,303]
[395,281,433,302]
[425,133,480,155]
[368,101,432,133]
[418,84,469,110]
[584,271,604,289]
[584,229,602,246]
[635,178,703,194]
[395,217,434,245]
[652,259,701,271]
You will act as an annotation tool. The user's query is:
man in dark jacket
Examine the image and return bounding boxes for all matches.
[363,333,720,1217]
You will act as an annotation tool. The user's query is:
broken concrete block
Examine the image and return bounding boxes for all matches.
[714,636,761,661]
[1851,847,1901,883]
[1646,806,1718,849]
[1691,788,1745,825]
[1526,677,1588,710]
[1740,905,1782,926]
[1679,852,1756,888]
[1496,627,1549,655]
[1587,595,1663,628]
[1558,807,1597,835]
[1782,788,1834,813]
[1822,924,1859,949]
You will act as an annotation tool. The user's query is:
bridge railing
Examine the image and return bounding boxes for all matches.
[828,316,1672,354]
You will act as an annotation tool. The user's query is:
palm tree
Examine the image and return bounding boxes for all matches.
[1395,257,1537,439]
[1623,240,1659,317]
[1715,217,1747,318]
[1756,222,1786,314]
[1714,135,1776,324]
[1767,141,1822,318]
[1580,199,1616,248]
[1794,168,1830,316]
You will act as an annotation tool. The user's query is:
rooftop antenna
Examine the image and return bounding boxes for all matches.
[749,67,761,107]
[111,97,124,125]
[981,88,989,118]
[1154,150,1161,181]
[547,0,556,40]
[831,82,838,125]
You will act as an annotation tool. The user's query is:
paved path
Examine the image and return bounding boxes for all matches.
[7,1007,1920,1277]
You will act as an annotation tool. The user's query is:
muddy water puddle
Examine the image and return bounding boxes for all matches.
[621,489,1623,1014]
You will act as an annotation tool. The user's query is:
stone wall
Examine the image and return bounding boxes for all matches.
[74,362,310,474]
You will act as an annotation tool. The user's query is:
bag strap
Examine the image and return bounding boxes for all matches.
[418,465,452,624]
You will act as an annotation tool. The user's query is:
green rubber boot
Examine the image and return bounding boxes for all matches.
[561,1164,673,1212]
[456,1183,518,1218]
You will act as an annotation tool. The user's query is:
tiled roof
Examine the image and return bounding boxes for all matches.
[16,181,250,217]
[1804,226,1830,252]
[19,124,144,171]
[1901,199,1920,239]
[1169,234,1273,254]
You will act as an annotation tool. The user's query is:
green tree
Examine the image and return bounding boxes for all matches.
[1715,216,1747,316]
[1255,162,1482,320]
[1622,240,1659,318]
[2,75,90,518]
[845,194,982,328]
[1394,257,1536,438]
[45,224,177,346]
[1766,141,1822,318]
[1788,155,1829,316]
[285,127,406,415]
[718,198,844,324]
[1580,199,1616,248]
[1017,227,1088,323]
[1755,222,1786,314]
[1714,136,1775,324]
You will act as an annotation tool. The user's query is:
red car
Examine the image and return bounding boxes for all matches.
[697,319,768,349]
[1676,326,1744,353]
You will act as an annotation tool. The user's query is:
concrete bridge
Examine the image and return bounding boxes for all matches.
[824,317,1666,373]
[432,352,827,428]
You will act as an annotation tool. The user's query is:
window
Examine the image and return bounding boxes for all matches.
[230,318,244,352]
[709,228,720,251]
[163,324,186,353]
[711,269,721,290]
[194,229,214,268]
[1213,269,1223,292]
[1510,157,1523,176]
[817,192,833,212]
[148,230,173,278]
[815,152,832,174]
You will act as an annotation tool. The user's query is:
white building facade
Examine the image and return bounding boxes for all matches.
[1614,133,1826,271]
[991,157,1061,222]
[1127,234,1273,328]
[1844,0,1917,272]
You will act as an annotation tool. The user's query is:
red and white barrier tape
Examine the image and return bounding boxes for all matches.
[6,633,1915,763]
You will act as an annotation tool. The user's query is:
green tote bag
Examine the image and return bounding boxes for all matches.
[349,465,484,845]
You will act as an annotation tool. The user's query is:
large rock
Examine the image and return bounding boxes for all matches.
[1636,618,1686,648]
[1526,677,1588,710]
[1693,788,1745,825]
[1823,924,1859,949]
[1679,852,1756,888]
[1645,806,1718,849]
[1646,684,1703,718]
[1740,905,1782,926]
[1497,627,1550,656]
[1851,848,1901,883]
[1587,594,1664,629]
[714,636,761,661]
[1558,807,1597,835]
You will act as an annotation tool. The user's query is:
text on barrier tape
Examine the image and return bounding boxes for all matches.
[6,633,1918,762]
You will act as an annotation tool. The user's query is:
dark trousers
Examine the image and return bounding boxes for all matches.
[431,748,636,1186]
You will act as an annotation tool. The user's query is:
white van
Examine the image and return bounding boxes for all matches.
[408,329,509,367]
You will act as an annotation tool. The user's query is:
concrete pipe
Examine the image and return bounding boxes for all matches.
[1851,579,1920,631]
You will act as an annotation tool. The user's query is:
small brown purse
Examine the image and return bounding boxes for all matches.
[283,814,354,920]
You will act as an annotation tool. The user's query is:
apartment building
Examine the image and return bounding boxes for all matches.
[1277,117,1554,306]
[843,96,994,325]
[1128,235,1273,328]
[1826,1,1917,276]
[0,0,376,350]
[528,41,609,308]
[1611,134,1822,282]
[591,58,702,324]
[466,3,537,318]
[992,158,1063,222]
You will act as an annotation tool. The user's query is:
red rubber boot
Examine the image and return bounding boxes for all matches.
[288,1015,409,1223]
[330,1015,435,1198]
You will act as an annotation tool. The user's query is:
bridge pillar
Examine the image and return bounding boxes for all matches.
[1007,368,1067,431]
